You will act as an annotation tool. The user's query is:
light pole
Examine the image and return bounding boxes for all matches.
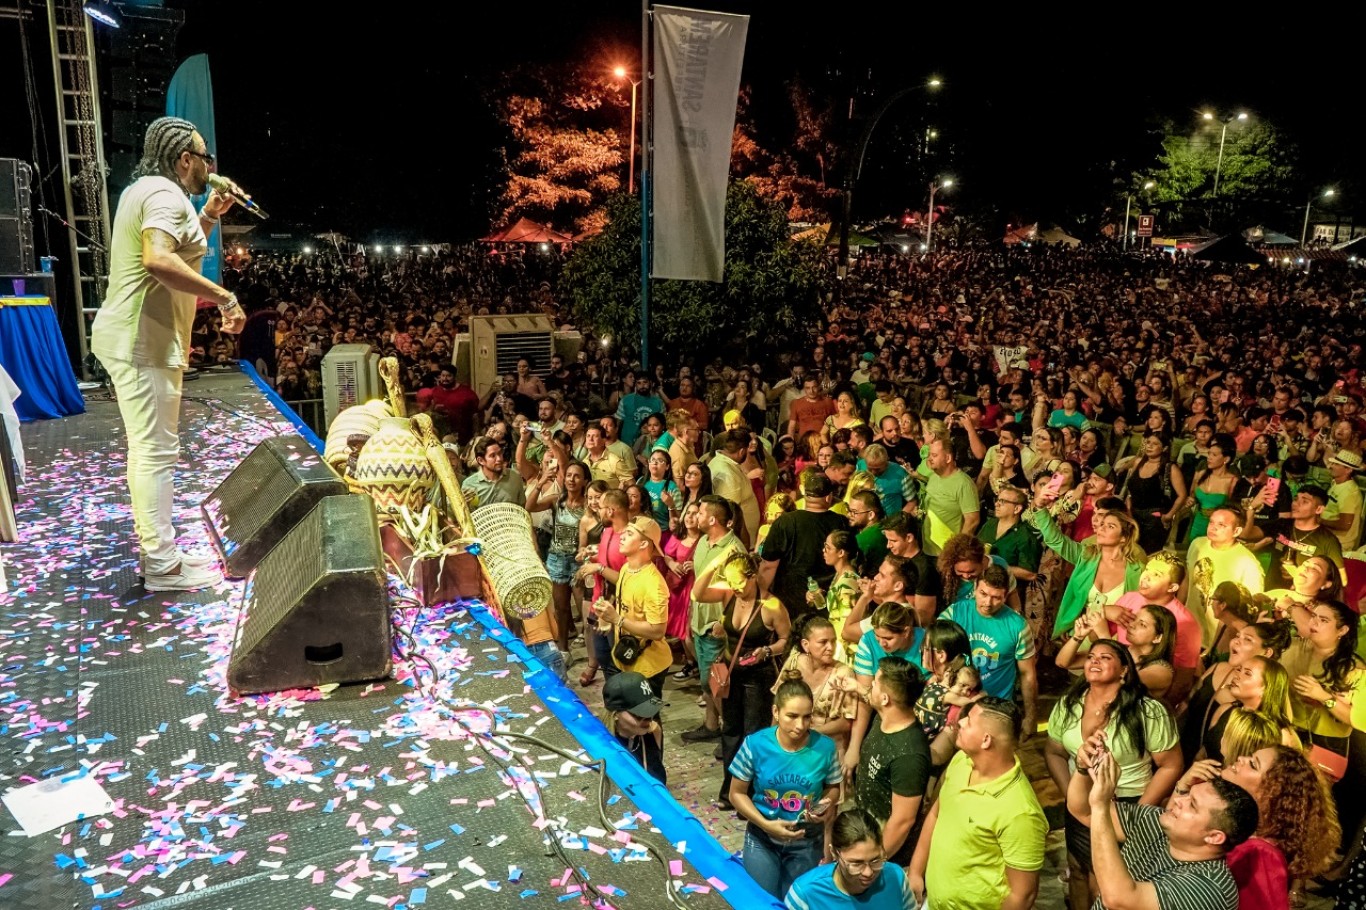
[1202,110,1247,198]
[613,66,641,194]
[838,77,942,280]
[1124,180,1155,250]
[1301,187,1335,247]
[925,178,952,252]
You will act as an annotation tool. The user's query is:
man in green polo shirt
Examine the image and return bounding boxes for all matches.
[910,697,1046,910]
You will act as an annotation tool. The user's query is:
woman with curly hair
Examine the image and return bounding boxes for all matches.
[1177,745,1339,910]
[936,533,1015,608]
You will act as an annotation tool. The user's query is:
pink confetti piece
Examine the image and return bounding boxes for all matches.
[706,876,728,892]
[669,860,683,877]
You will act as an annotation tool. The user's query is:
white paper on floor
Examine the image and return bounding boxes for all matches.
[2,772,115,836]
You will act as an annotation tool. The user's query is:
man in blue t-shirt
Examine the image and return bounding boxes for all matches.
[941,563,1038,739]
[614,375,665,445]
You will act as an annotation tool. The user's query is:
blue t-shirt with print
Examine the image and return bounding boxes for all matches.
[728,727,842,822]
[785,861,913,910]
[853,624,926,677]
[942,597,1034,699]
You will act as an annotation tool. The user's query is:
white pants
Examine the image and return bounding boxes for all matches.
[101,357,184,574]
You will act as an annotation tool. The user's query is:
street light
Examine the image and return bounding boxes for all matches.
[1301,187,1336,247]
[1202,110,1248,198]
[925,178,952,252]
[1124,180,1155,251]
[838,77,942,279]
[613,66,641,194]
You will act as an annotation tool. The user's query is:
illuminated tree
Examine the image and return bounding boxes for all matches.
[1149,118,1298,230]
[489,64,627,234]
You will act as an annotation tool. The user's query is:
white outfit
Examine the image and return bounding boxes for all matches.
[91,176,207,575]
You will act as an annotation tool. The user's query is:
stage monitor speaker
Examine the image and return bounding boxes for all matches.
[228,493,391,695]
[202,435,347,579]
[0,159,35,275]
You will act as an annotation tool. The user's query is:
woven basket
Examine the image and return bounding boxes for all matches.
[323,398,392,469]
[470,502,552,619]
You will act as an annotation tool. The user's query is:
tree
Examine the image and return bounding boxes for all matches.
[561,182,824,363]
[487,64,628,235]
[1149,118,1298,231]
[731,80,844,223]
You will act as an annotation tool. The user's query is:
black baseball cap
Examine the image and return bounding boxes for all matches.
[602,672,662,718]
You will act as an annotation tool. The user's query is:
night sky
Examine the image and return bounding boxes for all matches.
[3,3,1360,244]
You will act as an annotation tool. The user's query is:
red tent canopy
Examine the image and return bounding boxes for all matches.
[481,217,573,244]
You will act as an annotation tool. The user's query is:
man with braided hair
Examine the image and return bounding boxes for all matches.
[92,116,244,592]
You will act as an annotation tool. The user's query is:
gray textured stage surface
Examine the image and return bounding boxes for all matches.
[0,368,770,910]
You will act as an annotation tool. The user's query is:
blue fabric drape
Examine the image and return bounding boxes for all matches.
[167,54,222,285]
[0,301,85,421]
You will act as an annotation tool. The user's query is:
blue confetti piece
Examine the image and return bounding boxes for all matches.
[410,888,427,905]
[520,890,539,899]
[422,839,444,851]
[449,823,465,835]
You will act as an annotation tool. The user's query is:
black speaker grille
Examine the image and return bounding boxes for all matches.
[237,498,326,659]
[229,494,390,694]
[202,435,346,578]
[0,159,34,275]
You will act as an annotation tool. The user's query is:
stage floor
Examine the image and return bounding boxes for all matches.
[0,369,767,909]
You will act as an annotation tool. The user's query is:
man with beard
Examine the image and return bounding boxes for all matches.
[91,116,244,592]
[416,366,479,443]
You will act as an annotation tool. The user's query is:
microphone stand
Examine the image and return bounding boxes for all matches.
[37,205,108,254]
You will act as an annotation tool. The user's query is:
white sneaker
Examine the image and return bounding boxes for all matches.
[145,561,223,592]
[140,549,219,576]
[177,549,220,569]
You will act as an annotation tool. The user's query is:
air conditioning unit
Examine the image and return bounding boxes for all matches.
[467,314,555,396]
[322,343,381,427]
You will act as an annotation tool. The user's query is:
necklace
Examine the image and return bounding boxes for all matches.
[1086,691,1114,716]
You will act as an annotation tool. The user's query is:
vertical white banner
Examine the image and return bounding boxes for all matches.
[651,6,749,282]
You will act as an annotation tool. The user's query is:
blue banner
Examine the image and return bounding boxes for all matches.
[166,54,221,284]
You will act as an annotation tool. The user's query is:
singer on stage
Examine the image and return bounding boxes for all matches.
[91,116,244,593]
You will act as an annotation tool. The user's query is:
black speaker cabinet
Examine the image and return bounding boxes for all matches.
[0,159,34,275]
[228,493,392,695]
[202,435,346,578]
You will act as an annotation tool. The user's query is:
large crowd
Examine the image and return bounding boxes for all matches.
[198,241,1366,910]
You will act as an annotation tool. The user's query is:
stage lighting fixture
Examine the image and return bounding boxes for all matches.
[82,0,122,28]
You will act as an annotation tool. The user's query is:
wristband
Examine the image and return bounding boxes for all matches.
[217,293,240,313]
[200,208,221,224]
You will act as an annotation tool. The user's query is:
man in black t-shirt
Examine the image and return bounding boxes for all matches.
[1246,484,1343,588]
[855,656,929,866]
[877,415,922,471]
[881,512,941,626]
[759,472,850,620]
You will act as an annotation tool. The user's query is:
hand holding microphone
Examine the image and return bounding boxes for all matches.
[206,173,270,220]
